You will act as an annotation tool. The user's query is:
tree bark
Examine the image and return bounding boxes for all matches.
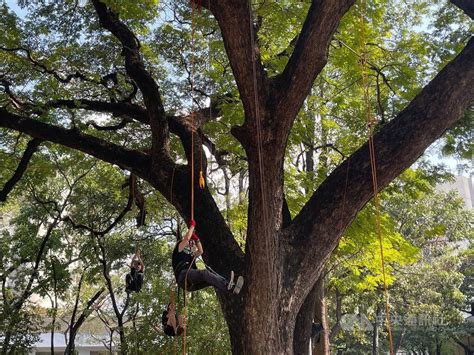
[66,270,86,355]
[294,283,319,355]
[435,337,442,355]
[453,338,473,355]
[312,276,330,355]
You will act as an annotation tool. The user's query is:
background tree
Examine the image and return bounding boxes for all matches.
[327,172,473,354]
[0,145,232,353]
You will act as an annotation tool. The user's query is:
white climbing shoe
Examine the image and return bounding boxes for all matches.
[227,270,235,290]
[233,276,244,295]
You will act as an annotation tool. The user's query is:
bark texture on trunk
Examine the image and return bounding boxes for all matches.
[294,283,319,355]
[312,277,330,355]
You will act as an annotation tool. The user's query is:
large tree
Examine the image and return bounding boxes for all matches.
[1,0,473,353]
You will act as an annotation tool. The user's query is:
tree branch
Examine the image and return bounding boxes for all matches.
[0,78,24,110]
[271,0,355,134]
[0,46,99,85]
[45,96,222,131]
[71,288,105,335]
[12,218,58,311]
[0,138,42,202]
[62,188,133,237]
[208,0,269,132]
[95,235,127,344]
[88,117,132,131]
[92,0,169,162]
[286,36,474,296]
[0,108,150,178]
[0,107,241,277]
[201,133,229,167]
[43,99,148,124]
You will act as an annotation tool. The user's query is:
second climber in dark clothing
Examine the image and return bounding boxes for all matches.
[172,219,243,294]
[125,252,144,293]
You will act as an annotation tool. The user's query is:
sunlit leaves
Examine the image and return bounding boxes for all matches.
[441,106,473,162]
[255,1,309,76]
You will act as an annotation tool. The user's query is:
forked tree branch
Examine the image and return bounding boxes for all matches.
[271,0,355,142]
[92,0,170,162]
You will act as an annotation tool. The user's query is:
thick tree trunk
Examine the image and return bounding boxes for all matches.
[294,283,319,355]
[239,154,290,354]
[312,276,330,355]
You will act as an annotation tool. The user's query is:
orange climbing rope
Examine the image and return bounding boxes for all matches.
[359,1,394,353]
[182,2,202,353]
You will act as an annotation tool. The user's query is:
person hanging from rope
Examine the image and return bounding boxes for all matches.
[125,251,145,293]
[161,302,184,337]
[172,219,244,294]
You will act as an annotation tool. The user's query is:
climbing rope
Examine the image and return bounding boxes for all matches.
[166,163,180,354]
[166,284,178,355]
[182,2,202,353]
[182,252,198,355]
[248,0,272,288]
[358,1,394,353]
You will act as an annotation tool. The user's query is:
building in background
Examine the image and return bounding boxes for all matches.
[438,175,473,209]
[29,332,117,355]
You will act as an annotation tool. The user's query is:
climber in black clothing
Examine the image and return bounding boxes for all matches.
[125,252,144,292]
[161,302,184,337]
[172,219,243,294]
